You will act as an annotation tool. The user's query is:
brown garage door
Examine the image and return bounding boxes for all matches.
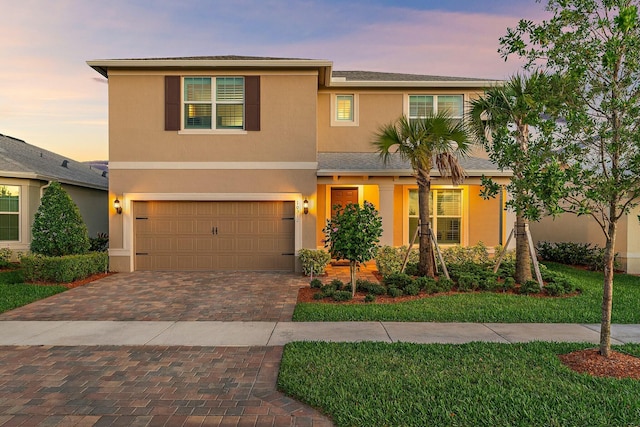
[134,201,295,271]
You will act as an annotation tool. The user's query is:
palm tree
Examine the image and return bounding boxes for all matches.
[467,72,549,284]
[373,112,471,277]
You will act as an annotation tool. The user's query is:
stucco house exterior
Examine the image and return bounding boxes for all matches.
[88,55,514,272]
[0,133,109,254]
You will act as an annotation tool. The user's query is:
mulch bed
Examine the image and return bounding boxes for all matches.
[559,349,640,380]
[29,272,114,289]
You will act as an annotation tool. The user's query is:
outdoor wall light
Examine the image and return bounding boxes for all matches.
[303,198,309,215]
[114,198,122,215]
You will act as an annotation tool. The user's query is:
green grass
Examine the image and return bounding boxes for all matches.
[279,341,640,427]
[0,269,66,313]
[293,263,640,323]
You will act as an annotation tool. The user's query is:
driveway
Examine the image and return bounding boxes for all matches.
[0,272,333,426]
[0,271,307,321]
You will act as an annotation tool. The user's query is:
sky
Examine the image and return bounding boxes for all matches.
[0,0,548,162]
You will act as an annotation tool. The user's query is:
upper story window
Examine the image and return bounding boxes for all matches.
[408,94,463,125]
[0,185,20,241]
[183,77,245,130]
[331,93,359,127]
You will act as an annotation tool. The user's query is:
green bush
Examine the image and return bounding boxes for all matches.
[415,276,437,293]
[310,278,323,289]
[520,280,541,295]
[357,279,386,295]
[0,248,12,269]
[387,287,404,298]
[21,252,108,283]
[89,232,109,252]
[442,242,491,265]
[375,246,418,277]
[435,278,454,293]
[536,241,618,271]
[333,291,353,302]
[329,279,345,290]
[364,294,376,303]
[404,282,420,296]
[404,262,419,276]
[383,272,414,291]
[502,277,516,291]
[456,274,478,292]
[298,248,331,276]
[30,182,90,256]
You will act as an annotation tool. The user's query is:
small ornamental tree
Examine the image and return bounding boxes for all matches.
[323,201,383,296]
[31,181,90,256]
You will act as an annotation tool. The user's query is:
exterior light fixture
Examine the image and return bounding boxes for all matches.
[114,198,122,215]
[303,198,309,215]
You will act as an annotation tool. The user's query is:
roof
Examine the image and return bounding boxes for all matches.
[0,134,108,190]
[87,55,499,88]
[317,152,511,177]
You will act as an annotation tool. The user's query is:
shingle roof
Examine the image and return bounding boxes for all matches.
[332,71,495,82]
[0,134,108,190]
[317,152,511,177]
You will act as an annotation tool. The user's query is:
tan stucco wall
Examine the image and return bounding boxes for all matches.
[108,71,318,162]
[467,184,503,247]
[62,184,108,238]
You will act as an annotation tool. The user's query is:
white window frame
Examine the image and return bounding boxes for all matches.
[0,184,20,242]
[180,76,247,134]
[404,94,464,123]
[405,186,466,246]
[330,93,359,127]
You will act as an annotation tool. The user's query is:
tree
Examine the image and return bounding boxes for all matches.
[323,201,383,296]
[467,72,559,285]
[372,113,471,277]
[500,0,640,356]
[31,181,90,256]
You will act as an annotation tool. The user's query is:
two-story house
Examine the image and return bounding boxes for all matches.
[88,56,512,272]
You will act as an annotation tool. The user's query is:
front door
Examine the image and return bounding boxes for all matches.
[330,187,359,216]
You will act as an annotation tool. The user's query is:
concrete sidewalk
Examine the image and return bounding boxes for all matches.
[1,321,639,346]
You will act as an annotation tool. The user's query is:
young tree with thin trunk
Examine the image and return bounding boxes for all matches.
[500,0,640,356]
[372,113,471,277]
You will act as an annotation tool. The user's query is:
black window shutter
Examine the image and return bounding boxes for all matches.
[165,76,180,131]
[245,76,260,131]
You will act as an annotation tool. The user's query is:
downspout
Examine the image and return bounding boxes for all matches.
[40,181,53,199]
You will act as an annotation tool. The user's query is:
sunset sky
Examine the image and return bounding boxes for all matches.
[0,0,547,161]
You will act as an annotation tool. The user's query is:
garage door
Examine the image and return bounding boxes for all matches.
[134,201,295,271]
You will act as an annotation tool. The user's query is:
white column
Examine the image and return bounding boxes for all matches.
[378,184,395,247]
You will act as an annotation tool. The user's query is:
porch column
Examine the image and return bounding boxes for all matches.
[378,184,395,247]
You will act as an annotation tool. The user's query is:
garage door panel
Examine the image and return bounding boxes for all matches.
[134,201,295,271]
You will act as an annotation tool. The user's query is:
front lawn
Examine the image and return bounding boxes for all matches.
[293,263,640,323]
[0,269,66,314]
[279,341,640,427]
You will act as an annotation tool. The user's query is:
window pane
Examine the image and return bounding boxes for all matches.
[437,95,463,117]
[184,77,211,102]
[436,218,460,244]
[0,185,19,213]
[436,190,461,216]
[336,95,353,121]
[216,77,244,102]
[184,104,212,129]
[217,104,244,129]
[409,95,433,118]
[0,214,18,241]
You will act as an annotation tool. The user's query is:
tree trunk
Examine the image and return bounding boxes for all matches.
[418,177,436,277]
[515,213,532,284]
[349,260,357,298]
[600,217,617,357]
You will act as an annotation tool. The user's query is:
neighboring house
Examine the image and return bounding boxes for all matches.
[0,133,109,253]
[87,55,513,272]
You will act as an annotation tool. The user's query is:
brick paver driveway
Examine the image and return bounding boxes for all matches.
[0,271,306,321]
[0,272,333,426]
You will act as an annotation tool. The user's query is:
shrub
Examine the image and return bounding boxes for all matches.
[89,232,109,252]
[364,294,376,303]
[0,248,12,269]
[456,274,478,292]
[320,283,338,297]
[520,280,541,295]
[383,272,414,291]
[21,252,108,283]
[298,249,331,276]
[375,246,418,277]
[329,279,345,290]
[357,279,386,295]
[404,262,419,276]
[310,278,323,289]
[442,242,491,265]
[313,292,325,300]
[387,287,404,298]
[435,278,454,293]
[333,291,353,302]
[415,276,437,293]
[405,282,420,296]
[30,182,90,256]
[536,241,619,271]
[500,277,516,292]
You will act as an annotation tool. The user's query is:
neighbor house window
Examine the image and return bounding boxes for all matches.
[408,95,463,125]
[408,188,462,244]
[336,95,354,121]
[184,77,244,130]
[0,185,19,241]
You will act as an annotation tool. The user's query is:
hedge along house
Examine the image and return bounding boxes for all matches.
[87,56,512,272]
[0,133,109,254]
